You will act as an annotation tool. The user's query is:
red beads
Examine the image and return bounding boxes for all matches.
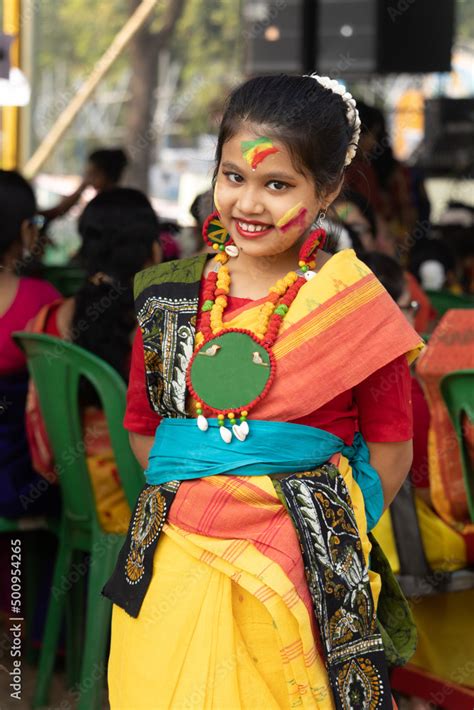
[200,253,307,345]
[298,227,326,263]
[262,275,306,347]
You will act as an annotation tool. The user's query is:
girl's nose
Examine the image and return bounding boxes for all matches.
[236,186,264,215]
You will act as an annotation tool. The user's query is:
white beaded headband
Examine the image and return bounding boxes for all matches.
[304,73,361,167]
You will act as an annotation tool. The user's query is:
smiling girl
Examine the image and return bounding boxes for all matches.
[104,74,423,709]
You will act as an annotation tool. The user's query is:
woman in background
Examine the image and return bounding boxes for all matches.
[365,252,474,699]
[40,147,129,225]
[27,187,162,533]
[0,169,61,518]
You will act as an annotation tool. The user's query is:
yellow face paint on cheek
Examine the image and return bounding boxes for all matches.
[276,203,308,233]
[213,190,222,213]
[241,137,279,169]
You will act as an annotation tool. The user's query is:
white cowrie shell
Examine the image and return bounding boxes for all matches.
[232,424,247,442]
[197,415,208,432]
[225,244,239,257]
[219,426,232,444]
[239,420,250,436]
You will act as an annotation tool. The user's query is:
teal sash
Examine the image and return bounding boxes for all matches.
[145,418,384,530]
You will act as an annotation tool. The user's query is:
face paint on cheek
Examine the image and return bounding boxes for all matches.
[213,189,222,213]
[241,137,279,170]
[276,203,308,233]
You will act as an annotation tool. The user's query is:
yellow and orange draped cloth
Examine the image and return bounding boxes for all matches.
[108,250,423,709]
[79,408,131,534]
[374,311,474,574]
[417,310,474,529]
[375,308,474,688]
[24,301,131,534]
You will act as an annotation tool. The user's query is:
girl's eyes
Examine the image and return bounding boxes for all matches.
[267,180,288,192]
[222,172,290,192]
[224,171,244,184]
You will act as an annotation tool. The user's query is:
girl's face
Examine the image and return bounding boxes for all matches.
[214,127,331,259]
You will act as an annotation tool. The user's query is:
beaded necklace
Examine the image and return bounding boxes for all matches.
[186,228,325,443]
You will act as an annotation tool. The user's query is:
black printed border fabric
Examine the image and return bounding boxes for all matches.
[276,464,393,710]
[102,482,180,617]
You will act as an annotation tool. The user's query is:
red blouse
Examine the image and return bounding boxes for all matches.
[410,377,430,488]
[124,295,413,446]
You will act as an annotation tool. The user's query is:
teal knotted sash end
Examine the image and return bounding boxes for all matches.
[145,419,384,530]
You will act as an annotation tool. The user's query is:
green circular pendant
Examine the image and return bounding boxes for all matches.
[187,329,275,414]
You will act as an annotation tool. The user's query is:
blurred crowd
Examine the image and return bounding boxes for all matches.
[1,97,473,705]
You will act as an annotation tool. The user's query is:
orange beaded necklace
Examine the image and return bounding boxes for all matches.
[186,216,326,443]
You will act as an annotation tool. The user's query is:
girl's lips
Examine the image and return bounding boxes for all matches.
[234,219,274,239]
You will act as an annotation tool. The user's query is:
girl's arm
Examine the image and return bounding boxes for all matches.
[367,439,413,510]
[125,329,162,470]
[129,432,155,470]
[355,355,415,509]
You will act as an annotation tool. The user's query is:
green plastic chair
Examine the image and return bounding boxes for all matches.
[12,332,145,710]
[441,369,474,523]
[426,289,474,318]
[41,265,86,297]
[0,517,58,665]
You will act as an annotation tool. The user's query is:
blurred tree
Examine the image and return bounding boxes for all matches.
[33,0,242,186]
[125,0,242,187]
[126,0,187,190]
[170,0,243,138]
[36,0,127,79]
[35,0,128,173]
[456,0,474,42]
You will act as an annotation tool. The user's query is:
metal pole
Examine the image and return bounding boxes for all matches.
[1,0,21,169]
[23,0,159,178]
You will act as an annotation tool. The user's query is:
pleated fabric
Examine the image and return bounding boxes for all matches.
[108,469,379,709]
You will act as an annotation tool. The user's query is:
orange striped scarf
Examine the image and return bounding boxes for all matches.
[208,249,424,421]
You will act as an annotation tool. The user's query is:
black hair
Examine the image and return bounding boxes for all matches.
[360,103,398,189]
[409,239,456,283]
[343,224,365,256]
[190,189,214,230]
[214,74,358,201]
[447,200,474,215]
[87,148,128,184]
[0,170,36,259]
[72,188,160,399]
[337,189,377,239]
[359,252,405,302]
[354,101,383,136]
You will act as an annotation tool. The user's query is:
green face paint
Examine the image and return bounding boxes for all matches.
[241,137,279,169]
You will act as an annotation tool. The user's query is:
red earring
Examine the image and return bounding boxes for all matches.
[298,227,326,279]
[202,211,238,257]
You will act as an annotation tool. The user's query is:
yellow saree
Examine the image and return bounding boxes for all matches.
[107,250,423,709]
[109,466,378,709]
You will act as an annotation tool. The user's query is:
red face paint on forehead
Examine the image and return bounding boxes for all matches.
[241,137,279,170]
